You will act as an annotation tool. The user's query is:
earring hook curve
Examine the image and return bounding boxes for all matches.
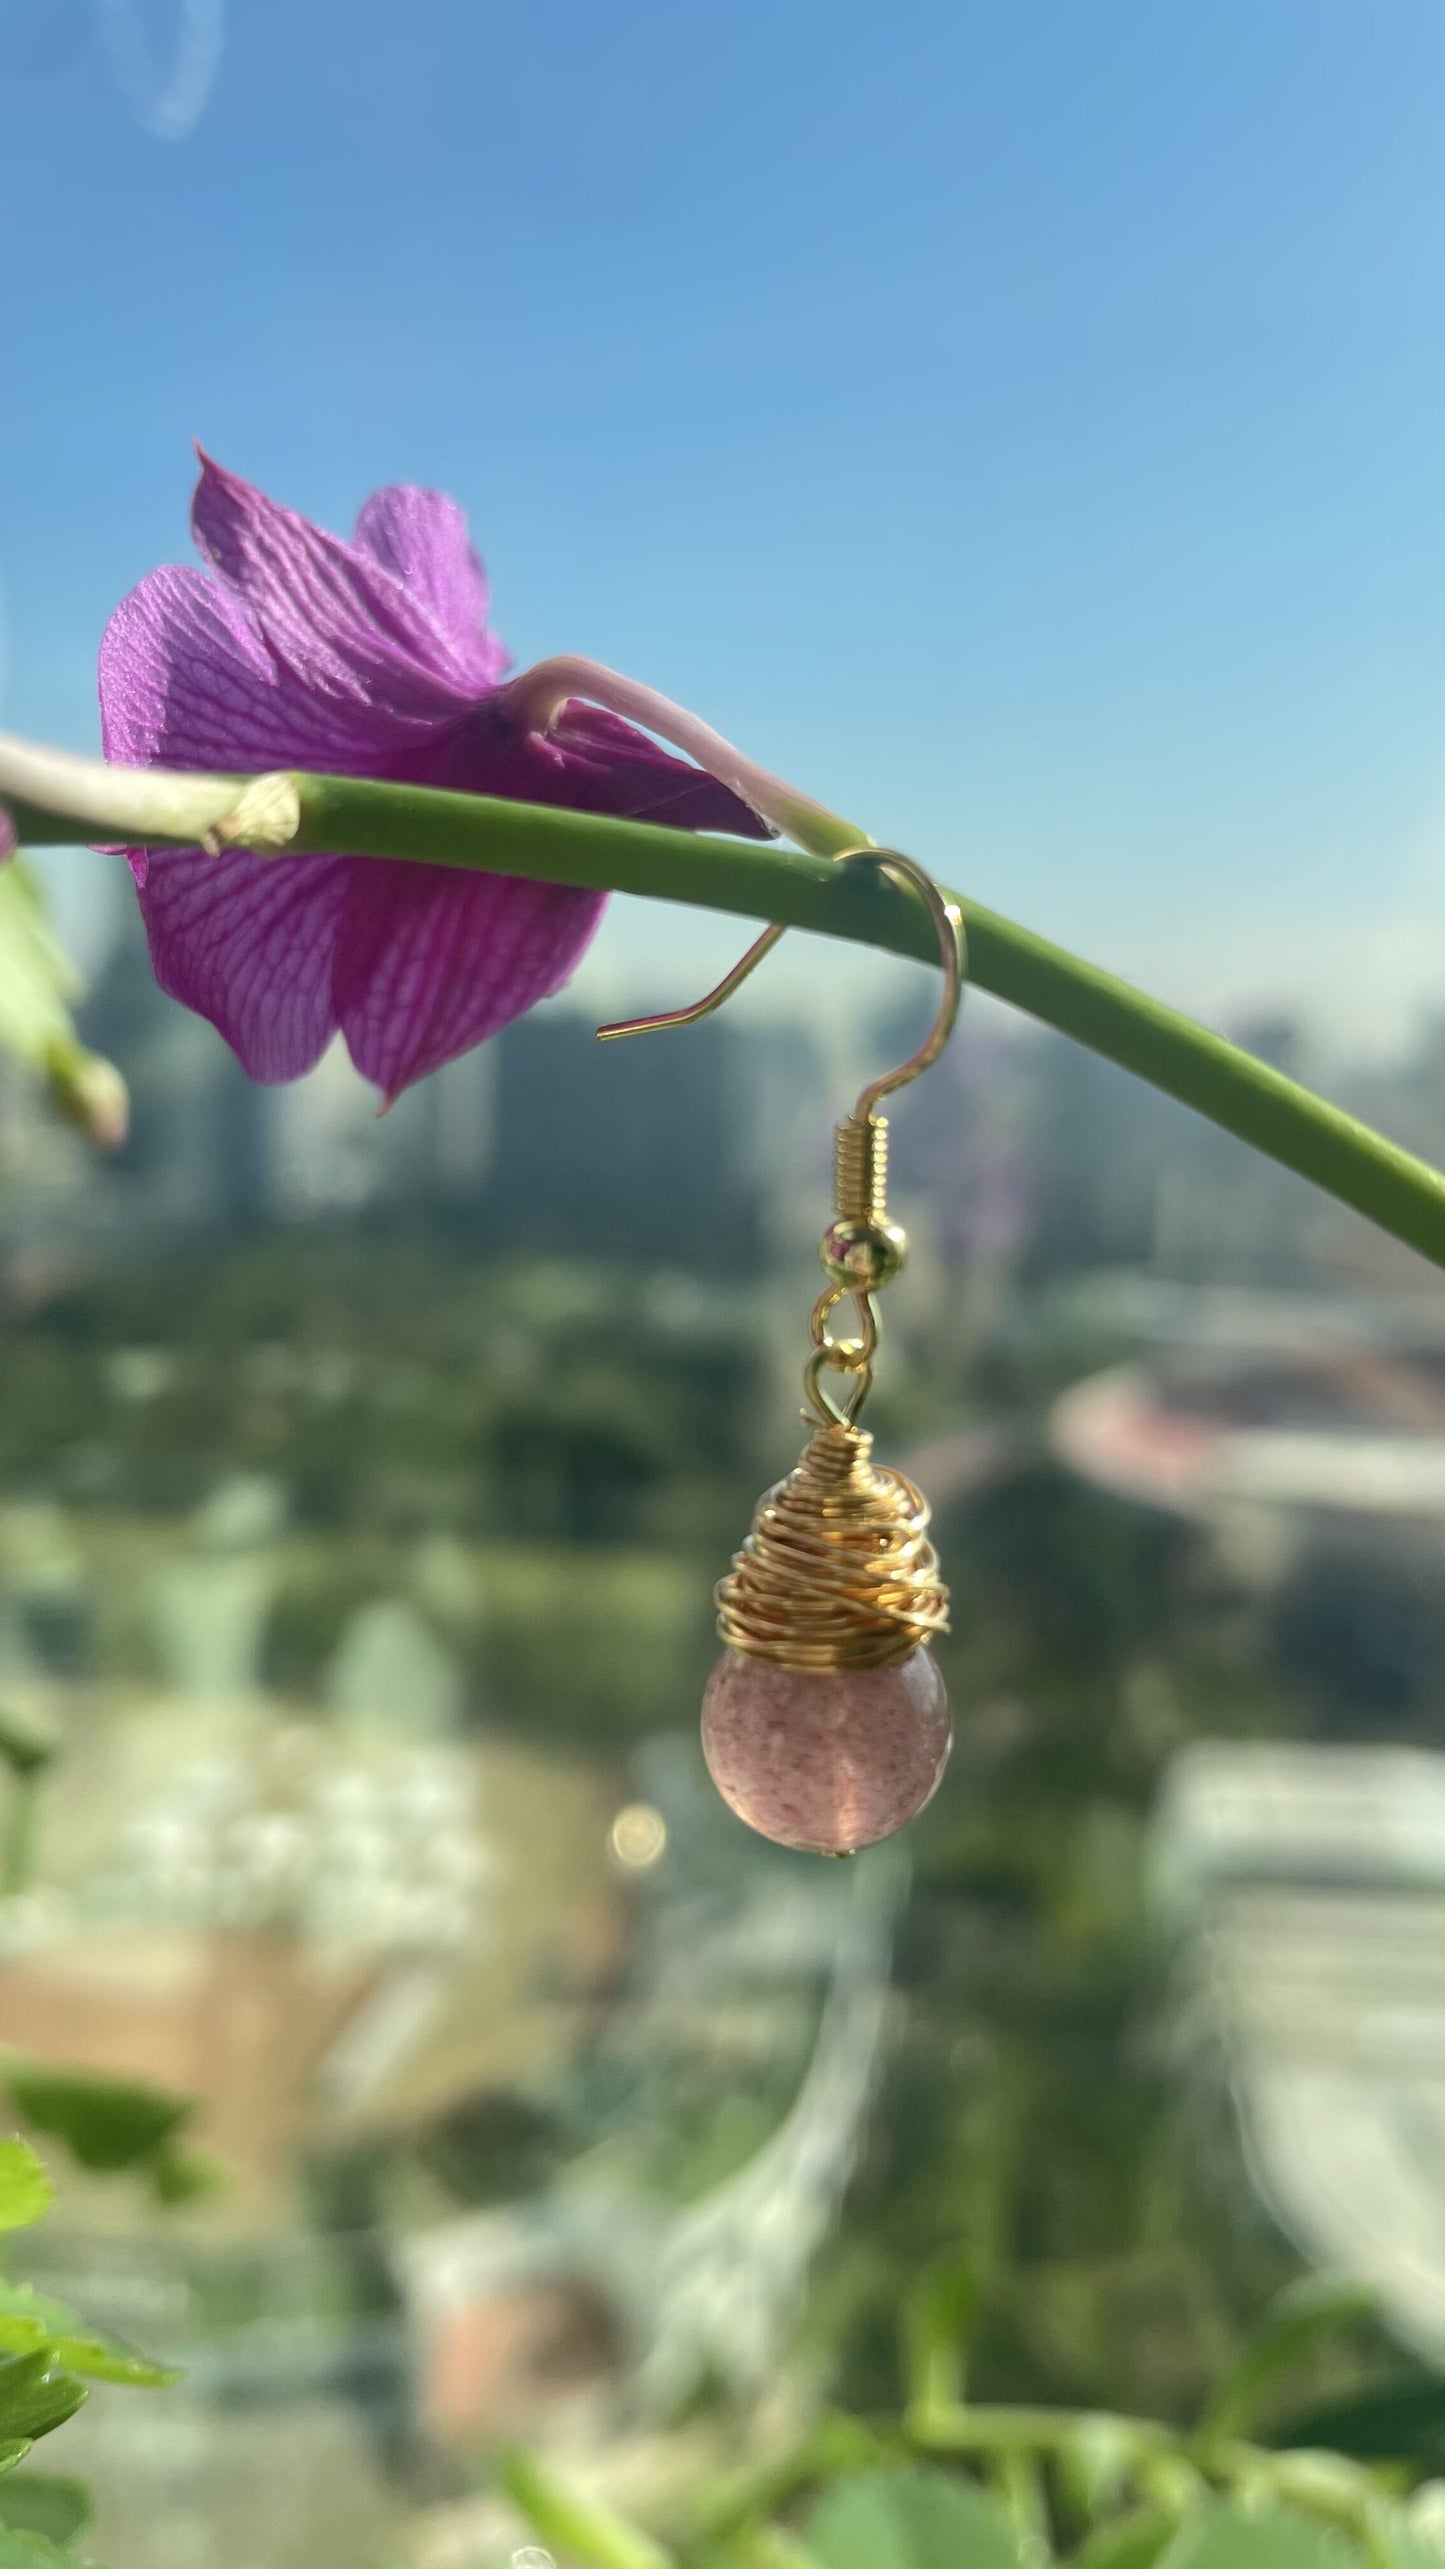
[595,846,966,1106]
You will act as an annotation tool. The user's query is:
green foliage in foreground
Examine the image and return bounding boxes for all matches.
[0,2058,221,2209]
[500,2274,1445,2568]
[0,2133,176,2567]
[0,860,124,1147]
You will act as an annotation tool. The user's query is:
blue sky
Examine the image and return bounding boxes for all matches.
[4,0,1445,1055]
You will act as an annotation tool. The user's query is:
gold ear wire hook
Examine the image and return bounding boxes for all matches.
[806,854,964,1429]
[595,847,966,1054]
[596,920,786,1041]
[595,843,966,1437]
[835,849,966,1113]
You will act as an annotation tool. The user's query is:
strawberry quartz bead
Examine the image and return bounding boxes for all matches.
[701,1647,951,1855]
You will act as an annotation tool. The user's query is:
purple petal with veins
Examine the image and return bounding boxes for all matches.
[133,847,362,1084]
[335,861,605,1096]
[190,452,487,726]
[98,455,771,1095]
[353,486,507,692]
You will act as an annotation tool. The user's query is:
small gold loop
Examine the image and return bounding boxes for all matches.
[809,1283,845,1350]
[804,1349,872,1430]
[809,1286,879,1365]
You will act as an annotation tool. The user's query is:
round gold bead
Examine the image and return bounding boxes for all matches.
[820,1216,909,1290]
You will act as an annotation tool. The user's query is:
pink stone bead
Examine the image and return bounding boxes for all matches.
[700,1647,951,1855]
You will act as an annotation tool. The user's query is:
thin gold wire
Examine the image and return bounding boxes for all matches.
[596,921,786,1041]
[595,847,965,1063]
[804,1285,879,1428]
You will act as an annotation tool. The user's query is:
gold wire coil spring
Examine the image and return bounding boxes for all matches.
[834,1111,889,1224]
[715,1422,950,1671]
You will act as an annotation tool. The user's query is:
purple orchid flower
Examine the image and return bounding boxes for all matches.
[98,456,772,1098]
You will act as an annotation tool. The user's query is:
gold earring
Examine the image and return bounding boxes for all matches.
[600,848,966,1857]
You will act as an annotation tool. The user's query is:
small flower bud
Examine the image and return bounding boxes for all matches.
[45,1040,130,1151]
[0,1701,60,1779]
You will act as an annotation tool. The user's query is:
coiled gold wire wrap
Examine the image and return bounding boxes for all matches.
[834,1111,889,1223]
[716,1422,950,1670]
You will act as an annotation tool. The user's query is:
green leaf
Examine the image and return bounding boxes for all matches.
[0,2153,50,2241]
[45,2335,176,2390]
[1201,2280,1376,2442]
[0,1713,58,1786]
[1156,2502,1364,2568]
[0,2361,83,2448]
[1370,2510,1445,2568]
[0,2534,96,2569]
[802,2467,1027,2569]
[0,2476,92,2546]
[0,2288,174,2388]
[3,2066,191,2173]
[1268,2379,1445,2465]
[150,2145,226,2210]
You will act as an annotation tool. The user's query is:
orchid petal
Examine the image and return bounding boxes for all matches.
[134,844,356,1083]
[334,861,605,1098]
[353,487,507,692]
[191,453,483,726]
[99,565,419,776]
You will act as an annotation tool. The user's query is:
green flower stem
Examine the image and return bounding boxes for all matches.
[495,2447,676,2569]
[989,2443,1054,2555]
[254,773,1445,1275]
[726,2532,821,2569]
[689,2417,886,2546]
[907,2402,1174,2462]
[908,2406,1390,2543]
[11,751,1445,1269]
[0,1771,38,1901]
